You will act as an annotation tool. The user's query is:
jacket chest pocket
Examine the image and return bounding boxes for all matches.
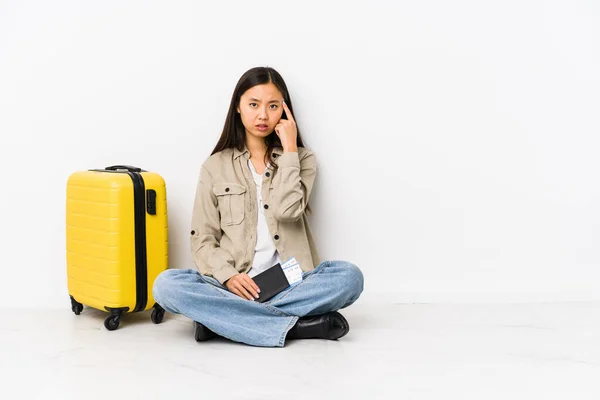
[213,183,246,226]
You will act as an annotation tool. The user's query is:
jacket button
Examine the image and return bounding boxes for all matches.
[265,172,271,177]
[264,204,269,209]
[191,230,195,235]
[274,235,279,240]
[225,187,230,192]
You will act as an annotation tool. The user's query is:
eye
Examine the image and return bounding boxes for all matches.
[269,104,278,109]
[249,103,257,108]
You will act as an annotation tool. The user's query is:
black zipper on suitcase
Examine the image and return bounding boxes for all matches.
[128,171,148,313]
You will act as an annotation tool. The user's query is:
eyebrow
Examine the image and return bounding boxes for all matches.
[249,98,281,103]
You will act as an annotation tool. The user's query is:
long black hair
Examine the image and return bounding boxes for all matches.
[211,67,306,169]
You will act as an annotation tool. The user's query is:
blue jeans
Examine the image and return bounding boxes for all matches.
[152,260,364,347]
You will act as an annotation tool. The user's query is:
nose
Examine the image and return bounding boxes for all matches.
[258,106,268,121]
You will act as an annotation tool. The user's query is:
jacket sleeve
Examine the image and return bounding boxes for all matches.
[270,150,317,223]
[190,165,239,284]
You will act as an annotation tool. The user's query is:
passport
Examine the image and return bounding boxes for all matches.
[253,263,290,303]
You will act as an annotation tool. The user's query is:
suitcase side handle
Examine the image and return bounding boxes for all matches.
[105,165,143,172]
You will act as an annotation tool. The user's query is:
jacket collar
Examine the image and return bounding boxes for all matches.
[233,146,248,160]
[233,145,283,160]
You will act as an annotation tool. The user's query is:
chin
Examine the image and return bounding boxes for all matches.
[254,129,274,137]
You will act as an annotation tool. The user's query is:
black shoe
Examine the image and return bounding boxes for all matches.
[194,321,218,342]
[286,311,349,340]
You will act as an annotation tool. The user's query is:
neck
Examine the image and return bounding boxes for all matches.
[245,134,267,159]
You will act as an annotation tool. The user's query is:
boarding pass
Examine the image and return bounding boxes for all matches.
[281,257,303,286]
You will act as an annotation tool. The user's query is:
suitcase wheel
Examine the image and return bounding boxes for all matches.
[151,304,165,324]
[104,314,121,331]
[70,296,83,315]
[103,307,128,331]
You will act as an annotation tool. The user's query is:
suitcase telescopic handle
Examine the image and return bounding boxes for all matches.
[105,165,142,172]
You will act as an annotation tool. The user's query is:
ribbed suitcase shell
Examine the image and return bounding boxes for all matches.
[66,167,168,328]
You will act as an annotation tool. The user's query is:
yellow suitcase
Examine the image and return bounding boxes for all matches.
[66,165,168,330]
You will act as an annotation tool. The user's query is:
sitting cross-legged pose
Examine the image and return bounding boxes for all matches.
[152,66,364,347]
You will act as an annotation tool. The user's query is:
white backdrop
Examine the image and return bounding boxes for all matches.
[1,0,599,308]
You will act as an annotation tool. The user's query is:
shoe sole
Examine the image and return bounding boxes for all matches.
[194,322,217,342]
[331,311,350,340]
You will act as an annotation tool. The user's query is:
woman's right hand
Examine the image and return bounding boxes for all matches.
[225,273,261,300]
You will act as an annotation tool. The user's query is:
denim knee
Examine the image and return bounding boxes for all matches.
[152,269,178,305]
[330,260,364,298]
[344,262,364,298]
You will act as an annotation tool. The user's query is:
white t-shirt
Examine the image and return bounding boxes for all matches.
[247,159,282,277]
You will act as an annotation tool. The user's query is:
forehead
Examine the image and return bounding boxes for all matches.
[241,83,282,100]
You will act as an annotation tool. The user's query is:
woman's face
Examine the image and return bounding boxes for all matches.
[237,82,284,140]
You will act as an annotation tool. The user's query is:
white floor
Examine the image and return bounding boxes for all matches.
[3,301,600,400]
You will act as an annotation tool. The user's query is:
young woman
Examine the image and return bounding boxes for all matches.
[152,66,364,347]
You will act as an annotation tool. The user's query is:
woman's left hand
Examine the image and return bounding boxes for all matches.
[275,101,298,152]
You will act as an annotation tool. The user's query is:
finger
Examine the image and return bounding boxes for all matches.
[282,101,295,123]
[241,276,260,298]
[233,287,252,301]
[238,277,257,298]
[232,285,250,300]
[235,283,255,301]
[246,276,261,294]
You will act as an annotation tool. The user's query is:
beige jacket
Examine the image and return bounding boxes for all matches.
[190,146,320,284]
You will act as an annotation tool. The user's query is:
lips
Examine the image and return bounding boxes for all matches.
[256,124,268,132]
